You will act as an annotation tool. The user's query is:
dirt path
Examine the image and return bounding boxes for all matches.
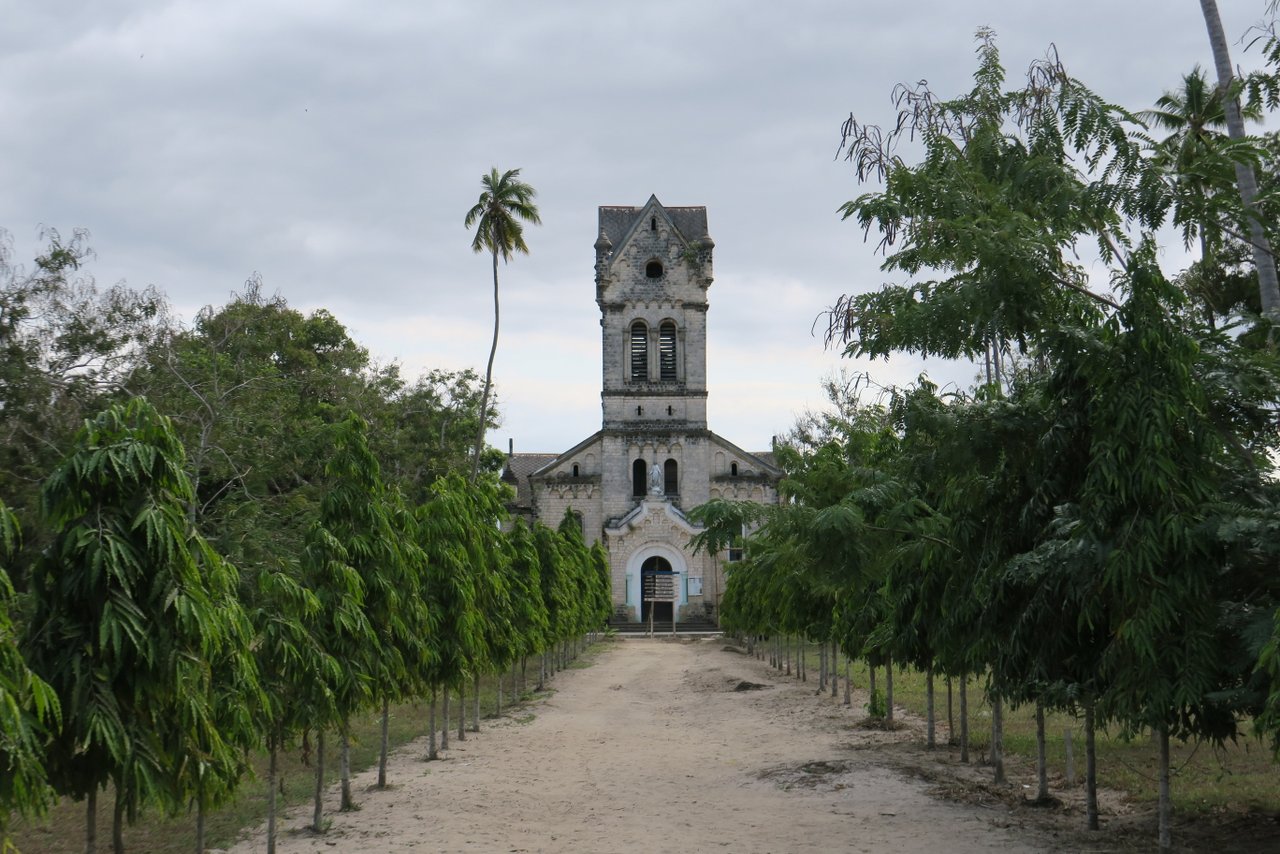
[225,638,1060,853]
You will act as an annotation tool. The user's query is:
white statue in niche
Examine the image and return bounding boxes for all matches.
[648,463,665,496]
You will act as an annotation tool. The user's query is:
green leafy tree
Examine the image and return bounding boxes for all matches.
[414,475,483,758]
[23,398,257,854]
[463,167,541,481]
[303,411,409,817]
[0,228,168,540]
[503,521,549,698]
[0,501,58,848]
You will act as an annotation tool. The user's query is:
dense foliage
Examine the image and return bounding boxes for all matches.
[696,25,1280,852]
[0,232,609,852]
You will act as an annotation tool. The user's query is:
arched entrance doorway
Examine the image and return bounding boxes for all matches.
[640,555,675,623]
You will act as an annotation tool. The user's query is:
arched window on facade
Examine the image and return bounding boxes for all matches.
[630,321,648,381]
[664,458,678,495]
[572,463,580,477]
[659,321,677,381]
[632,459,647,497]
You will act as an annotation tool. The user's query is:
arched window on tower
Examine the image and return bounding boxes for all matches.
[630,321,648,381]
[659,321,677,381]
[632,459,647,497]
[664,459,678,495]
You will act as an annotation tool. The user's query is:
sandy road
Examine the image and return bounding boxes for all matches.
[226,638,1055,853]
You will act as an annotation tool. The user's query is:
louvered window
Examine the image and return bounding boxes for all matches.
[659,322,677,381]
[630,321,648,381]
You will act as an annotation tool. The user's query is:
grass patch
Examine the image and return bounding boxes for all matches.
[7,641,610,853]
[785,643,1280,816]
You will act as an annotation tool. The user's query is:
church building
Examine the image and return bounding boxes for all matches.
[503,196,782,624]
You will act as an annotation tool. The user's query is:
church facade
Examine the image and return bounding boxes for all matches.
[503,197,781,623]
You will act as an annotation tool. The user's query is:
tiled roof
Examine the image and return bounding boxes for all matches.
[598,198,708,250]
[503,453,559,509]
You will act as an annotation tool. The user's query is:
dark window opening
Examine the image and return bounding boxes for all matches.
[645,260,663,279]
[650,216,657,231]
[667,405,674,416]
[664,458,678,495]
[630,321,648,380]
[730,462,739,477]
[659,321,677,380]
[632,459,647,497]
[572,463,580,477]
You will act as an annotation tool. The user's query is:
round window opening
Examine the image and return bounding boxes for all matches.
[645,260,663,279]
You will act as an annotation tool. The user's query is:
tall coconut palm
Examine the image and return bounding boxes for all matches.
[1141,66,1262,325]
[464,168,541,481]
[1199,0,1280,324]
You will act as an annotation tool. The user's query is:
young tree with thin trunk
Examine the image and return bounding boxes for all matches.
[23,398,258,854]
[0,502,58,849]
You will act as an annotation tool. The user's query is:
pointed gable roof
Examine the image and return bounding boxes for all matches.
[597,195,709,256]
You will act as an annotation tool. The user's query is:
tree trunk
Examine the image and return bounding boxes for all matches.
[1085,699,1099,831]
[1035,700,1049,801]
[926,667,936,748]
[497,670,504,717]
[112,788,125,854]
[457,685,466,742]
[472,671,481,732]
[86,786,98,854]
[267,744,279,854]
[470,247,501,481]
[843,656,852,706]
[817,642,826,691]
[992,694,1005,784]
[1200,0,1280,321]
[441,691,450,751]
[946,676,955,745]
[869,665,878,715]
[312,730,325,833]
[196,791,206,854]
[885,654,894,725]
[428,689,438,760]
[1158,726,1172,851]
[830,642,838,698]
[378,696,390,789]
[959,673,970,763]
[339,724,355,811]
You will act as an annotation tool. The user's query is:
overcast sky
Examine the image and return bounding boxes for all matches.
[2,1,1274,454]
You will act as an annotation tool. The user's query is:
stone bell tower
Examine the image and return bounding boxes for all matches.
[501,196,779,625]
[593,195,715,518]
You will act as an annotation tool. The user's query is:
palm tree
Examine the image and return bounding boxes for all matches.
[464,167,541,481]
[1141,66,1262,325]
[1198,0,1280,324]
